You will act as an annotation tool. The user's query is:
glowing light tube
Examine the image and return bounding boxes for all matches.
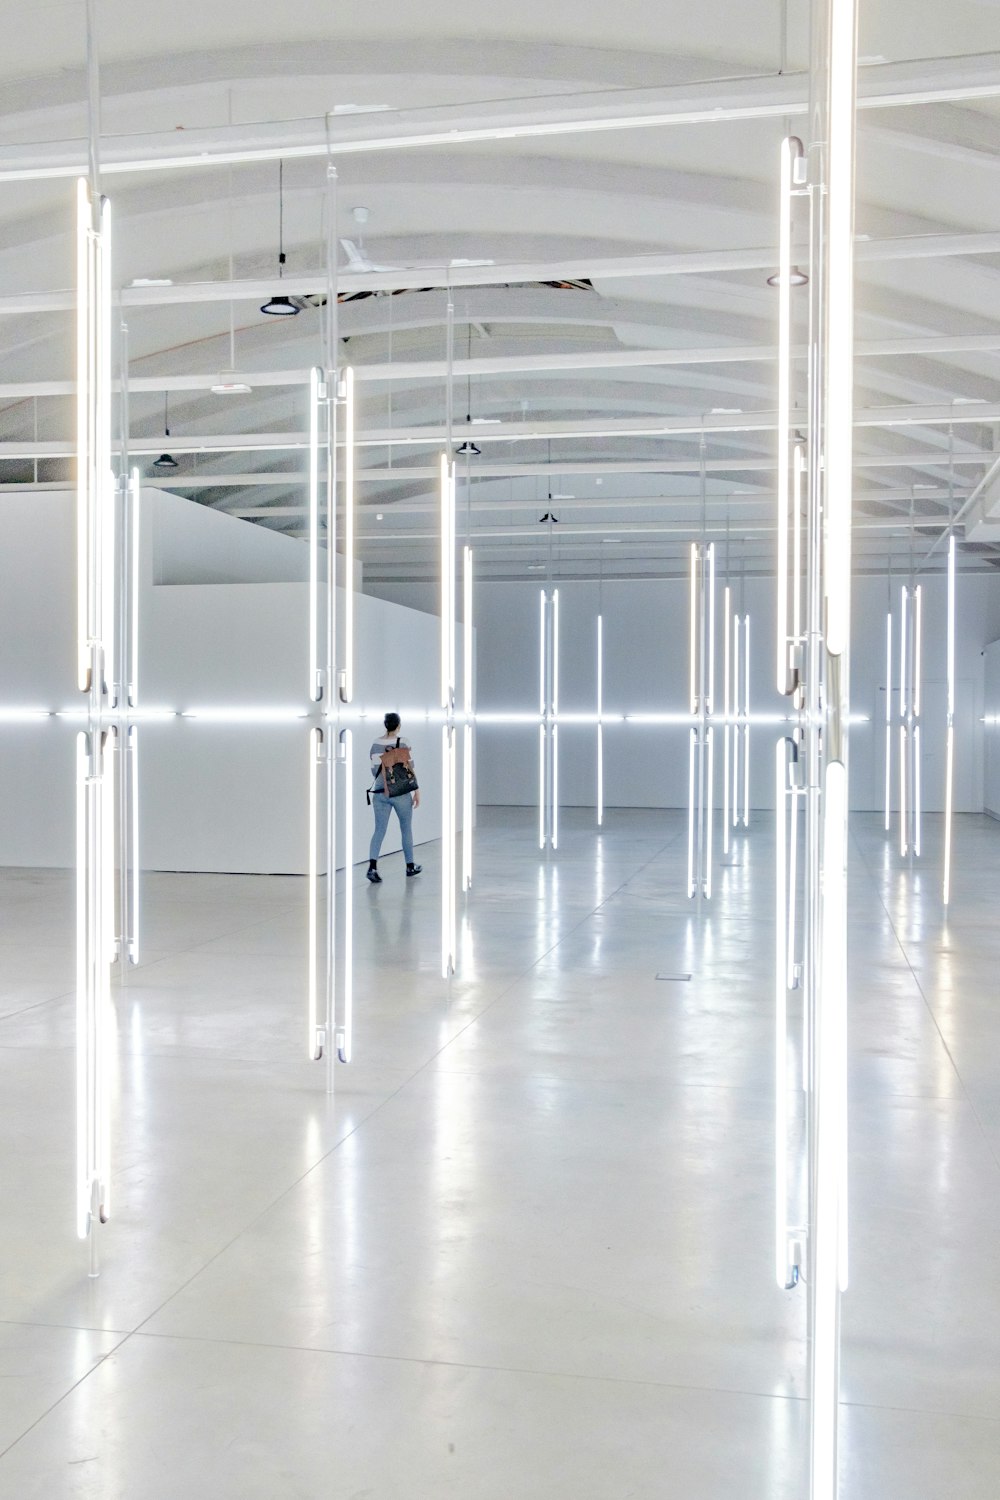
[707,545,716,716]
[705,726,714,898]
[883,612,892,832]
[129,467,140,708]
[308,366,321,701]
[462,545,473,891]
[775,738,789,1287]
[128,726,139,965]
[742,614,751,827]
[914,724,922,858]
[899,724,908,858]
[776,138,803,694]
[913,584,922,722]
[341,366,355,703]
[687,727,696,898]
[538,721,546,851]
[943,535,956,906]
[822,0,859,663]
[689,543,698,714]
[596,614,604,828]
[793,443,805,651]
[98,198,113,705]
[812,757,850,1500]
[75,733,88,1237]
[340,728,354,1060]
[307,728,320,1059]
[76,181,89,692]
[723,586,731,854]
[732,612,740,827]
[552,589,560,850]
[443,725,454,976]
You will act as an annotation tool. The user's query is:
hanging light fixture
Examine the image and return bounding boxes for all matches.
[152,392,178,471]
[261,161,300,317]
[455,324,481,456]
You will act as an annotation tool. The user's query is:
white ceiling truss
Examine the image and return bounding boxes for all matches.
[1,10,1000,580]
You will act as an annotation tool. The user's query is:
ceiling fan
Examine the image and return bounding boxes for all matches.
[339,206,405,274]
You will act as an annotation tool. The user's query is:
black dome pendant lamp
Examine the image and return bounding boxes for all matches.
[261,161,300,317]
[152,392,178,472]
[455,324,481,457]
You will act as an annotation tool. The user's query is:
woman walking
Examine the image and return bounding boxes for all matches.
[367,711,422,883]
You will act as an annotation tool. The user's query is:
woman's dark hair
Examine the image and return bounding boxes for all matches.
[384,711,401,734]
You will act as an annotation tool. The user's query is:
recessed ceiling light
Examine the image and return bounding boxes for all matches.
[471,418,501,425]
[130,277,172,287]
[376,512,384,520]
[711,407,743,414]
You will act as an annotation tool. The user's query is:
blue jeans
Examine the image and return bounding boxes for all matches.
[370,791,414,863]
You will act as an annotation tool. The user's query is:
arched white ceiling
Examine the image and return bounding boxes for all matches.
[2,4,1000,579]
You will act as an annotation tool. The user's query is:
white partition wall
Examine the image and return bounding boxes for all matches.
[0,489,449,873]
[372,571,1000,815]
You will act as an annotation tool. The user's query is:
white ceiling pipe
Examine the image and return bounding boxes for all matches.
[0,54,998,183]
[1,402,997,460]
[2,228,1000,318]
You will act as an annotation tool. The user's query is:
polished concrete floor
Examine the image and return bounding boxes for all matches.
[1,807,999,1497]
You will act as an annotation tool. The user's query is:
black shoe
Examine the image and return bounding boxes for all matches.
[406,864,422,877]
[366,868,382,884]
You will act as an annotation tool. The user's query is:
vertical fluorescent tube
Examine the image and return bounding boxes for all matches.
[308,367,321,701]
[813,759,849,1498]
[307,728,319,1059]
[552,589,560,717]
[75,733,88,1238]
[552,725,560,851]
[538,722,546,850]
[342,366,355,703]
[539,588,546,716]
[689,543,698,714]
[462,545,473,892]
[943,536,956,905]
[742,615,751,827]
[914,725,922,858]
[76,180,90,693]
[552,589,560,850]
[775,739,789,1287]
[129,467,140,707]
[98,199,113,704]
[463,723,473,891]
[899,725,908,858]
[776,136,796,694]
[913,584,922,722]
[788,754,799,993]
[900,586,908,717]
[723,587,731,854]
[444,726,453,969]
[705,726,714,898]
[129,726,139,965]
[793,443,805,650]
[341,729,354,1060]
[538,589,546,848]
[822,0,859,663]
[883,612,892,831]
[687,727,697,898]
[98,733,113,1223]
[596,614,604,828]
[732,612,740,826]
[707,545,716,716]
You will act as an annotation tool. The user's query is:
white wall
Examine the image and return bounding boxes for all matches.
[373,570,1000,814]
[0,490,449,872]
